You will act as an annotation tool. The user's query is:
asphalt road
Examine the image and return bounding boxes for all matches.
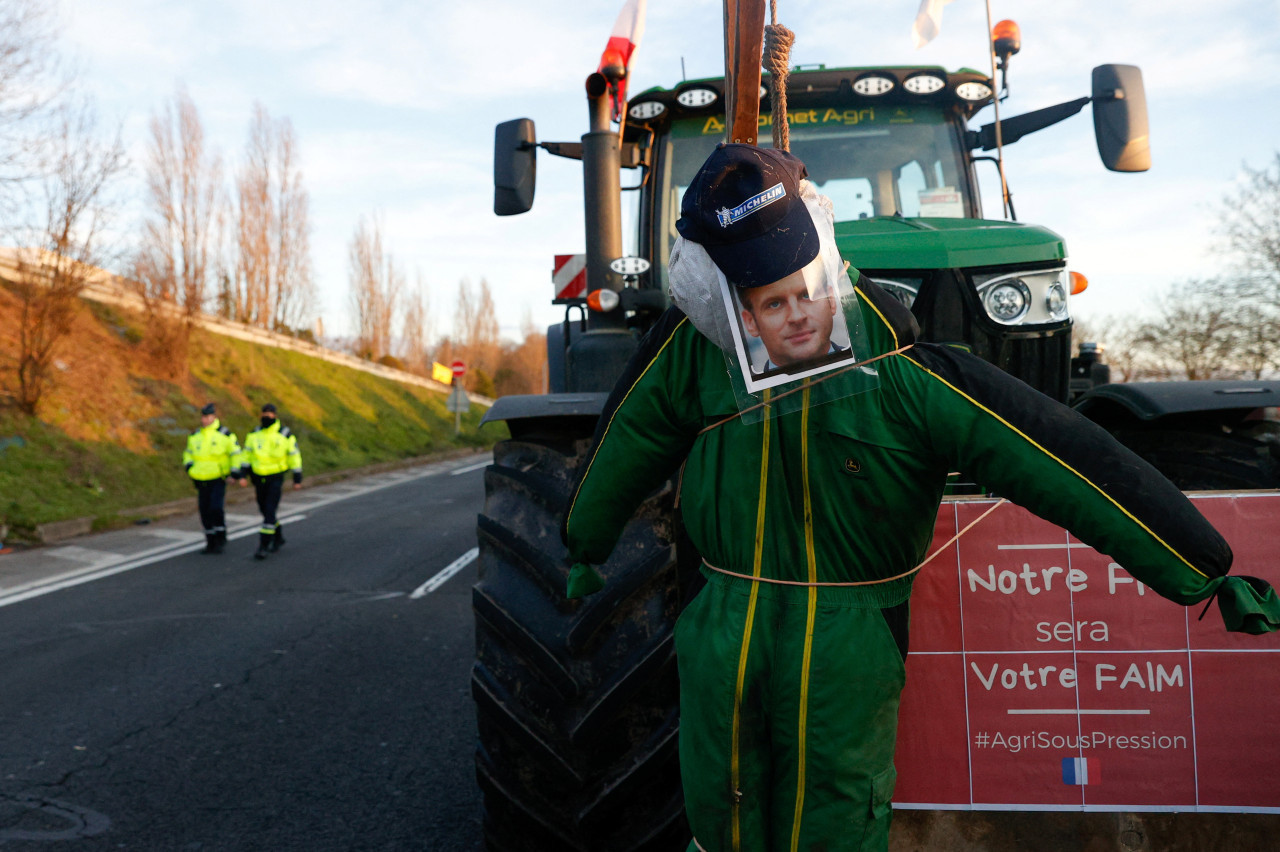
[0,457,490,850]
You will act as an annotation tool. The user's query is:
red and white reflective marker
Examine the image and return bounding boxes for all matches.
[553,254,587,300]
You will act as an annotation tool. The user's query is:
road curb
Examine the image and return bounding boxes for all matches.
[34,517,95,544]
[25,447,489,546]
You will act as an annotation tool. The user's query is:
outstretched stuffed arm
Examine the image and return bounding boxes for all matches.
[560,308,702,598]
[893,342,1278,634]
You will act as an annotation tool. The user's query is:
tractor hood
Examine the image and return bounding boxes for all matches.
[833,217,1066,271]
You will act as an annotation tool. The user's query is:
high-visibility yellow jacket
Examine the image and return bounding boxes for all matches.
[183,420,241,482]
[241,420,303,481]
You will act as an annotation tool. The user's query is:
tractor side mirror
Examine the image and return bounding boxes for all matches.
[494,118,537,215]
[1092,65,1150,173]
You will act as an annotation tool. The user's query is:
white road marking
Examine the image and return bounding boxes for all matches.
[0,515,305,609]
[47,547,118,565]
[410,547,479,598]
[140,529,205,543]
[450,460,490,476]
[1,454,492,609]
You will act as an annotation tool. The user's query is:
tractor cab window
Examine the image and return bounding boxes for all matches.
[652,103,974,286]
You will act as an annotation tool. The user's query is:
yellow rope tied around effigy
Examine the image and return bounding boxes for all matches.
[703,498,1008,587]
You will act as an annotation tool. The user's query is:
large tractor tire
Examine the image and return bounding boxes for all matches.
[472,420,693,852]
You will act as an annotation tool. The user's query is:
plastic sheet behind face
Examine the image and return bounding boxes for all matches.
[716,201,878,423]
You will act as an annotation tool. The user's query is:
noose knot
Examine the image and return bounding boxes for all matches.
[763,23,794,152]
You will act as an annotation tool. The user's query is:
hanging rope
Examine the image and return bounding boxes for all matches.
[763,0,795,151]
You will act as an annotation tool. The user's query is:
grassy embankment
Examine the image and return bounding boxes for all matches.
[0,286,503,539]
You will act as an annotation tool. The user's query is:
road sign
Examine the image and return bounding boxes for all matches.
[451,360,466,379]
[446,384,471,414]
[446,383,471,436]
[431,362,453,384]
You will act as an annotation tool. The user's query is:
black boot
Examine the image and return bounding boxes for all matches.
[202,533,218,554]
[270,525,285,552]
[254,532,272,560]
[215,529,227,552]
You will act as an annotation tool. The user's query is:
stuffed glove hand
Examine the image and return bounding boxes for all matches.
[1208,575,1280,635]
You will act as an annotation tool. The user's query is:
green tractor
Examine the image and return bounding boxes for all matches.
[473,51,1280,852]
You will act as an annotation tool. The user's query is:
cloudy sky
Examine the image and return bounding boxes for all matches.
[59,0,1280,341]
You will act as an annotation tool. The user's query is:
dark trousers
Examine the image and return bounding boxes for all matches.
[195,479,227,535]
[252,472,285,534]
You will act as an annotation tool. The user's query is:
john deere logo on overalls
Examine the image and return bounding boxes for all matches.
[716,183,785,228]
[844,457,861,474]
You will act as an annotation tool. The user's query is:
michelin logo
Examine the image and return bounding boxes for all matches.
[716,183,786,228]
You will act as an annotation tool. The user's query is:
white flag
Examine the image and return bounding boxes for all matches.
[912,0,955,49]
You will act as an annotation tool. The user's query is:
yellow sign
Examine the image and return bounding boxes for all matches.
[431,362,454,384]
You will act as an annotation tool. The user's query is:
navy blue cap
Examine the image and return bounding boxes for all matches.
[200,403,216,416]
[261,403,277,414]
[676,143,820,288]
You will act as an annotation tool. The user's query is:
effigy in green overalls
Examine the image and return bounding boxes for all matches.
[561,144,1279,851]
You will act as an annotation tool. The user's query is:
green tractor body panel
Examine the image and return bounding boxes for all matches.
[627,67,1077,403]
[834,217,1066,270]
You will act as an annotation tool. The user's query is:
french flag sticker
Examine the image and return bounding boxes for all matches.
[1062,757,1100,785]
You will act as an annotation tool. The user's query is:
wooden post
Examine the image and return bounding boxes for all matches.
[722,0,767,145]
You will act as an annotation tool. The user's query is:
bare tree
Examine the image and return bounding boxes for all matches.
[5,100,125,413]
[400,272,433,373]
[272,118,312,329]
[234,104,270,324]
[347,214,402,361]
[0,0,66,212]
[233,103,314,332]
[1132,279,1241,380]
[493,310,547,396]
[131,86,224,373]
[1215,152,1280,376]
[1072,314,1153,382]
[452,277,500,377]
[1220,152,1280,282]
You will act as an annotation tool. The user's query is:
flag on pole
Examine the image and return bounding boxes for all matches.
[912,0,956,49]
[597,0,647,120]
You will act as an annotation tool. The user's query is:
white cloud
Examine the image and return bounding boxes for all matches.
[52,0,1280,345]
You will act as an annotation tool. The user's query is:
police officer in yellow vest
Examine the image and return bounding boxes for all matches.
[183,402,243,554]
[238,402,302,560]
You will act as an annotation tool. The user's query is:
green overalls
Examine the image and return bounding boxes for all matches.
[563,275,1275,851]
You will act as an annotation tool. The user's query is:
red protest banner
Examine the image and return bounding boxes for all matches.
[894,493,1280,813]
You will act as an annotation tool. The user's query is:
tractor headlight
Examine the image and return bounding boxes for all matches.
[628,100,666,120]
[974,267,1070,326]
[982,279,1031,324]
[1046,281,1068,320]
[868,276,921,310]
[676,86,719,108]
